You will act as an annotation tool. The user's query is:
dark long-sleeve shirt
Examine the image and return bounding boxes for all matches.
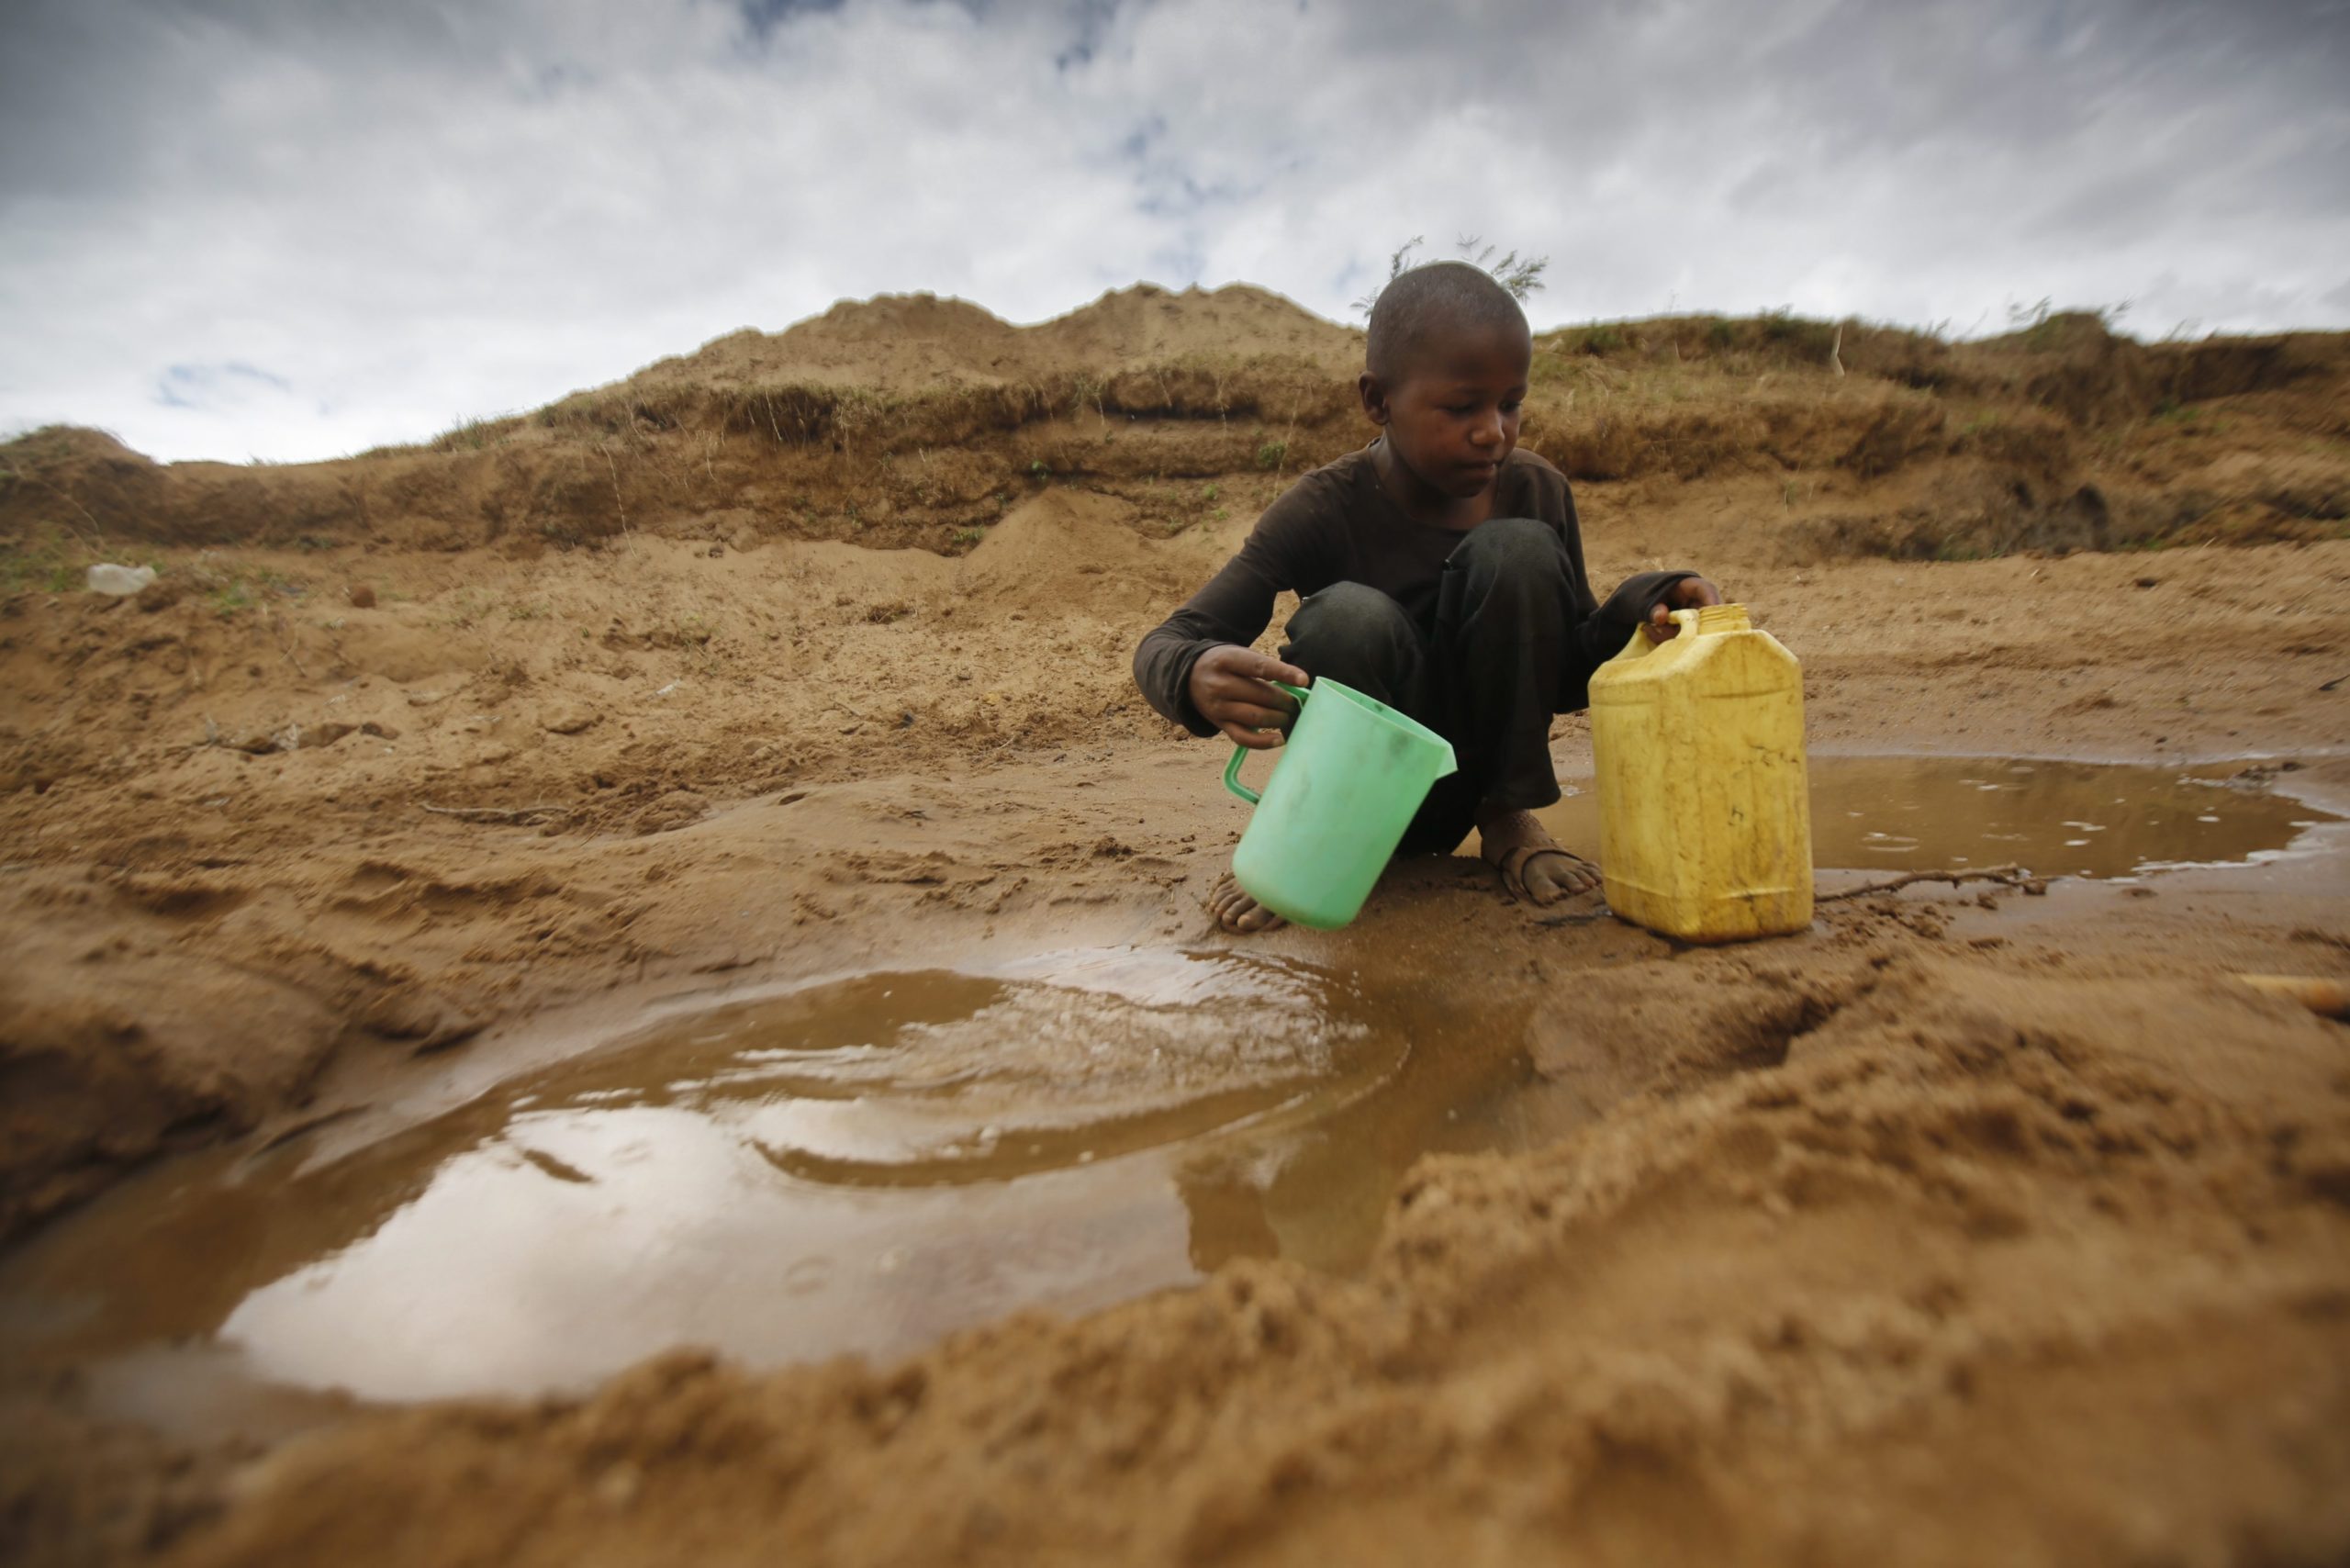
[1132,443,1697,736]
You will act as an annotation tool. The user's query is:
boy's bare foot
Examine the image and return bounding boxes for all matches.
[1478,809,1601,905]
[1208,871,1287,934]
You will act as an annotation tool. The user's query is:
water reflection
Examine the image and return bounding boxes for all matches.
[0,950,1540,1406]
[1527,756,2335,879]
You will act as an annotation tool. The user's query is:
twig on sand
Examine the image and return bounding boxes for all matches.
[2233,973,2350,1019]
[269,611,311,680]
[1533,907,1615,927]
[421,801,572,825]
[595,439,632,541]
[1537,863,2039,926]
[1817,863,2034,902]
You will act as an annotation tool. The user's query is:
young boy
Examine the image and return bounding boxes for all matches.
[1132,261,1721,933]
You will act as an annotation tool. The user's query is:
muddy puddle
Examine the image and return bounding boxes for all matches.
[3,756,2335,1435]
[1528,755,2339,879]
[0,948,1561,1420]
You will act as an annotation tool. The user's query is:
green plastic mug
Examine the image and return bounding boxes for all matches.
[1222,678,1459,930]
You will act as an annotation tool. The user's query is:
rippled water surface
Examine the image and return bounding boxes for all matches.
[0,949,1550,1408]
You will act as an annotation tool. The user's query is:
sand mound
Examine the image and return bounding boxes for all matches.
[624,283,1355,396]
[632,293,1029,392]
[959,487,1178,615]
[1025,281,1357,370]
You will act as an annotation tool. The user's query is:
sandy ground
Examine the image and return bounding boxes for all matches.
[3,290,2348,1564]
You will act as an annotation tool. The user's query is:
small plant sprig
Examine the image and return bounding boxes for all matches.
[1353,234,1550,317]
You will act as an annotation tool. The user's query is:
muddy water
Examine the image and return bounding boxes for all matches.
[5,758,2333,1426]
[0,949,1558,1414]
[1528,755,2338,879]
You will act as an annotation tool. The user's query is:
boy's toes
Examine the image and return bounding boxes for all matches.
[1208,873,1287,935]
[1524,847,1602,902]
[1495,845,1602,905]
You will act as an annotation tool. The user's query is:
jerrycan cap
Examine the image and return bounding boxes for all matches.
[1672,602,1752,636]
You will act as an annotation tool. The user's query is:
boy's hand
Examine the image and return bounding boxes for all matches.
[1644,576,1724,642]
[1189,645,1308,750]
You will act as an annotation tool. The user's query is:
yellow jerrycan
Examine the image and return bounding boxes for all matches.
[1587,603,1812,942]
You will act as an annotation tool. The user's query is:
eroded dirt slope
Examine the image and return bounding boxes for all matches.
[5,290,2344,562]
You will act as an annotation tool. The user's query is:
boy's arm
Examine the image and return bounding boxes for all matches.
[1561,570,1707,708]
[1136,471,1348,737]
[1550,483,1706,707]
[1133,536,1290,737]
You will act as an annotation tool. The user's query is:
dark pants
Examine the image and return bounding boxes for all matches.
[1278,517,1577,856]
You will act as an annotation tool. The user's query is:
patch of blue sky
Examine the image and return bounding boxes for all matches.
[153,362,293,410]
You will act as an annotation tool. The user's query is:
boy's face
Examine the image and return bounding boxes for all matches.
[1359,324,1531,501]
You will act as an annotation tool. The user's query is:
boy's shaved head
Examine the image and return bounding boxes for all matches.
[1364,261,1531,383]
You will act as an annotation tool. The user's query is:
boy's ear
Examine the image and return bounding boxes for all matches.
[1357,372,1390,426]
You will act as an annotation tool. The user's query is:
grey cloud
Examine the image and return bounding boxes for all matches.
[1,0,2344,462]
[738,0,853,37]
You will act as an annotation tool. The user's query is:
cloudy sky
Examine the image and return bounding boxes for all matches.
[4,0,2346,464]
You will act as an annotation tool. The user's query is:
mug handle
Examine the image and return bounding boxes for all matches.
[1222,681,1310,805]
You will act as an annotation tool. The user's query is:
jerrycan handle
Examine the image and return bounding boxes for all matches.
[1623,601,1750,657]
[1223,681,1310,806]
[1618,609,1694,661]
